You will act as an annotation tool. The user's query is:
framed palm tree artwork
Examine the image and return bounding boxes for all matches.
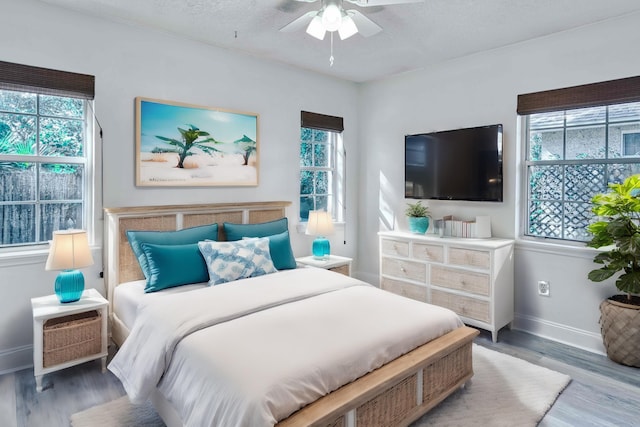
[135,97,259,186]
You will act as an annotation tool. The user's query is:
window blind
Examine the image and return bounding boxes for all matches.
[301,111,344,132]
[0,61,95,100]
[517,75,640,115]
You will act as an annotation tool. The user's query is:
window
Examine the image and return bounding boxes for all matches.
[299,111,345,222]
[519,76,640,242]
[0,62,95,248]
[622,131,640,156]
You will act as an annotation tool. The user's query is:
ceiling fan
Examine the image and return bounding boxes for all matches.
[280,0,423,41]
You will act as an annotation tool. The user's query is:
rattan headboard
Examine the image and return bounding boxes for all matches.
[103,201,291,310]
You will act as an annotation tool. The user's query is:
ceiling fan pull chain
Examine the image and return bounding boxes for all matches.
[329,31,335,67]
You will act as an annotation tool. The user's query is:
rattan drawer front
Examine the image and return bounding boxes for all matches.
[329,264,350,276]
[381,239,409,257]
[431,265,490,296]
[381,277,427,302]
[448,248,490,269]
[413,243,444,262]
[381,257,425,282]
[43,310,102,368]
[431,290,490,323]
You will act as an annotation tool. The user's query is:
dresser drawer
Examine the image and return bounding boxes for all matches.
[431,265,490,296]
[381,239,409,257]
[413,243,444,263]
[431,290,490,323]
[381,257,425,282]
[448,247,490,269]
[381,278,427,302]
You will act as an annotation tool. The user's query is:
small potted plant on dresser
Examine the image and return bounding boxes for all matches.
[586,174,640,367]
[405,200,430,234]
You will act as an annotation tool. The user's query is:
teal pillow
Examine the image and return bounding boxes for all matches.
[140,243,210,292]
[244,231,296,270]
[198,238,277,285]
[223,218,288,241]
[127,224,218,279]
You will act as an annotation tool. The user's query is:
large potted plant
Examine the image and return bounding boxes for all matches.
[586,174,640,367]
[405,201,430,234]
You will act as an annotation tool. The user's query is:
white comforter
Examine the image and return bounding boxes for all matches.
[109,268,463,427]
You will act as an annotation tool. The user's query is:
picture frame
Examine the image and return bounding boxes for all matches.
[135,97,259,187]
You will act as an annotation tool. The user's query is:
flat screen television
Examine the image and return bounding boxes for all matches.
[405,124,503,202]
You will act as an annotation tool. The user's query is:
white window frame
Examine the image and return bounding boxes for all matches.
[0,91,95,250]
[299,127,345,223]
[621,130,640,157]
[522,103,640,243]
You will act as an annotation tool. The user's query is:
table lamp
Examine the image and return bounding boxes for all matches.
[306,210,334,259]
[45,230,94,303]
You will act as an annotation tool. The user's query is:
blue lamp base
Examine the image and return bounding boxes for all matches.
[312,237,331,260]
[54,269,85,303]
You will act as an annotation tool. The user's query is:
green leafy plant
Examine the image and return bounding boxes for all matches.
[155,124,223,168]
[587,174,640,301]
[405,200,429,218]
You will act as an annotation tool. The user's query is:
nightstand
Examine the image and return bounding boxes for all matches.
[31,288,108,392]
[296,255,353,276]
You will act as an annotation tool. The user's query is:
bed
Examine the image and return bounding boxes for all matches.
[104,201,478,427]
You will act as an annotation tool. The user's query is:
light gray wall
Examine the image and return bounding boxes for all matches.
[0,0,359,373]
[2,0,640,374]
[357,12,640,353]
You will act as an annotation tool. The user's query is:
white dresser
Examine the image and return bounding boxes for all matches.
[379,231,514,342]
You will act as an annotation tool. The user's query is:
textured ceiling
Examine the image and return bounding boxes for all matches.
[38,0,640,82]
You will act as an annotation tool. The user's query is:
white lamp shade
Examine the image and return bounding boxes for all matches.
[338,14,358,40]
[306,15,326,40]
[45,230,94,271]
[306,210,334,236]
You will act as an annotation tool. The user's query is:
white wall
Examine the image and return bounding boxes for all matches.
[0,0,359,373]
[357,12,640,353]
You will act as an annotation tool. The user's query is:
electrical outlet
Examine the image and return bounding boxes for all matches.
[538,280,550,296]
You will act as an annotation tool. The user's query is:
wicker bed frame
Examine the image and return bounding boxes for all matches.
[104,201,478,427]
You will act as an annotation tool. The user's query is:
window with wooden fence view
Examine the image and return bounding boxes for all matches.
[526,101,640,242]
[0,89,88,247]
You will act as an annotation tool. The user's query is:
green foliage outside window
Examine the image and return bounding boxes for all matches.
[0,89,88,246]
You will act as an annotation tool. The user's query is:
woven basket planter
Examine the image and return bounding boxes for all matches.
[599,297,640,368]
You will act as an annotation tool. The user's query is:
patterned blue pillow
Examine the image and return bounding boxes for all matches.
[198,238,277,285]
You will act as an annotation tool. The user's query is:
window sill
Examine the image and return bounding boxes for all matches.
[515,237,599,260]
[0,245,101,268]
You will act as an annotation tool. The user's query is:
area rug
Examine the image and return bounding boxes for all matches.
[71,344,570,427]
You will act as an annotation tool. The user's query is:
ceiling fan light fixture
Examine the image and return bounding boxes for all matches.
[306,14,326,40]
[338,14,358,40]
[321,3,343,32]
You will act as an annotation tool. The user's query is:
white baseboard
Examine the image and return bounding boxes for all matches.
[0,345,33,375]
[513,313,606,355]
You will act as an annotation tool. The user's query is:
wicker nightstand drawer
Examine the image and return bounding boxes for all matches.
[43,310,102,368]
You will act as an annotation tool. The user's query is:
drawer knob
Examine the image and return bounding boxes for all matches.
[400,266,406,272]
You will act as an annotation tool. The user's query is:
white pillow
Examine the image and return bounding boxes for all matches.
[197,237,277,285]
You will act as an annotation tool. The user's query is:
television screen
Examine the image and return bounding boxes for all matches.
[405,124,503,202]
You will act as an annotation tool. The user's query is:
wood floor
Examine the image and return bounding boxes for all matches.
[1,328,638,427]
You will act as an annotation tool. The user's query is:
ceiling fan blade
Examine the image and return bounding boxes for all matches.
[345,0,423,6]
[346,10,382,37]
[280,11,318,32]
